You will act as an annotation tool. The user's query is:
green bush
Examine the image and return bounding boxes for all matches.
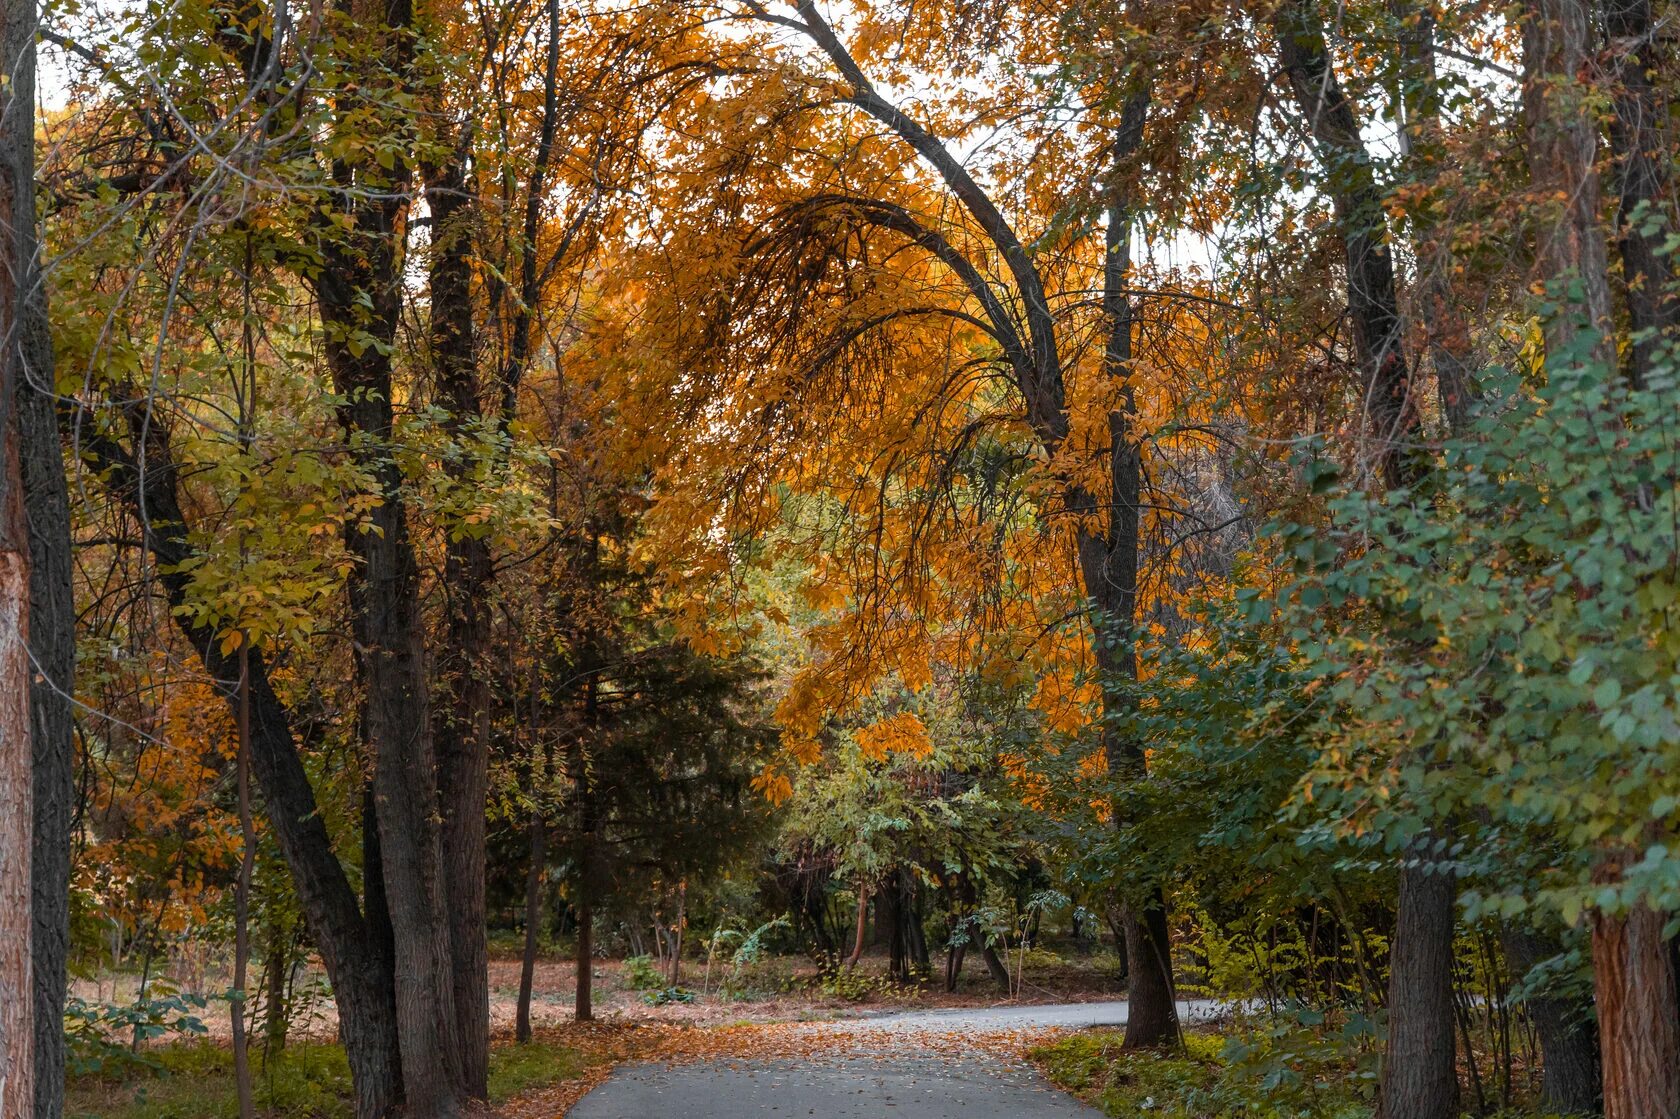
[620,955,663,990]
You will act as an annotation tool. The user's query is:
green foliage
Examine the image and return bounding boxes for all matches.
[621,954,663,991]
[1276,320,1680,920]
[65,1042,353,1119]
[64,989,214,1078]
[1032,1027,1373,1119]
[641,986,697,1005]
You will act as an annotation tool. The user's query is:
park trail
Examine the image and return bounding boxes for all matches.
[503,1000,1224,1118]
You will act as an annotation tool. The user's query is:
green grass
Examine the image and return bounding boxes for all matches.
[487,1038,595,1102]
[1030,1029,1372,1119]
[66,1037,592,1119]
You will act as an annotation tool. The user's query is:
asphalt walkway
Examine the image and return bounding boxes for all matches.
[568,1000,1225,1117]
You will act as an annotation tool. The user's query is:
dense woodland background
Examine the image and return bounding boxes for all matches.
[0,0,1676,1114]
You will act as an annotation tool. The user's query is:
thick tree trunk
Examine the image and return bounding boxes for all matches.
[1593,898,1680,1118]
[1274,13,1460,1114]
[0,527,29,1119]
[0,410,32,1118]
[1375,858,1458,1119]
[1120,902,1177,1050]
[1,1,69,1111]
[1502,924,1599,1115]
[1601,0,1677,385]
[232,653,256,1119]
[317,93,463,1105]
[427,156,492,1101]
[1522,0,1616,361]
[327,331,463,1115]
[11,52,70,1119]
[516,814,545,1043]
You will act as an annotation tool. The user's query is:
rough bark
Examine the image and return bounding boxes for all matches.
[0,523,29,1119]
[516,815,545,1043]
[317,46,463,1104]
[0,341,32,1119]
[84,419,401,1119]
[9,14,72,1119]
[1522,0,1617,361]
[1591,846,1678,1118]
[426,154,491,1101]
[1593,900,1680,1118]
[1502,924,1600,1115]
[1375,855,1458,1119]
[1601,0,1677,384]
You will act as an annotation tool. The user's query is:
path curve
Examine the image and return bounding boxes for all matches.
[566,999,1228,1118]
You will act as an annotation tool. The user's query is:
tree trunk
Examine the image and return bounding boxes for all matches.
[318,111,463,1107]
[945,943,966,993]
[846,883,868,968]
[11,27,70,1119]
[1601,0,1677,385]
[1594,899,1680,1118]
[1522,0,1616,362]
[907,876,930,978]
[1375,858,1458,1119]
[1274,12,1461,1113]
[982,945,1011,991]
[262,915,291,1054]
[1393,0,1481,430]
[516,814,545,1043]
[1078,87,1179,1052]
[1502,924,1599,1115]
[1273,0,1417,486]
[881,873,907,982]
[575,882,593,1023]
[1120,902,1177,1050]
[0,367,33,1119]
[426,155,492,1102]
[232,651,256,1119]
[85,413,402,1119]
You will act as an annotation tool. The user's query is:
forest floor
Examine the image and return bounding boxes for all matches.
[65,950,1134,1118]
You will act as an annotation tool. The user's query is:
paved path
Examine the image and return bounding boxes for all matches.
[814,998,1224,1033]
[566,1055,1101,1118]
[568,1000,1228,1117]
